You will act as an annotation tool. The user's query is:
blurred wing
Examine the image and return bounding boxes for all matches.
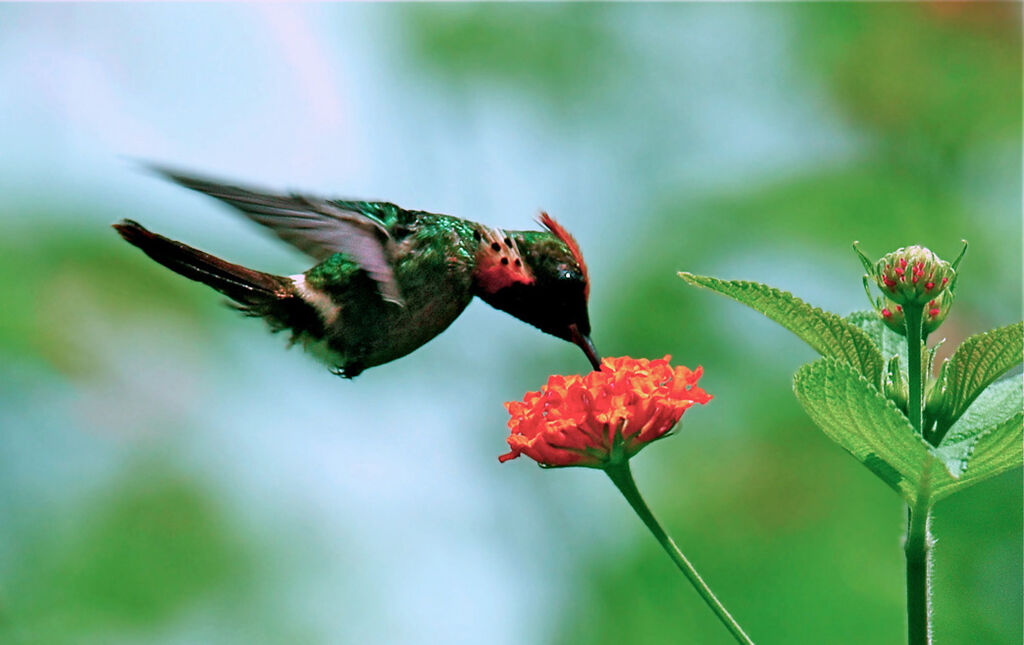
[149,165,403,305]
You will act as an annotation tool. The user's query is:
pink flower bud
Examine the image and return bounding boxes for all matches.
[872,245,956,307]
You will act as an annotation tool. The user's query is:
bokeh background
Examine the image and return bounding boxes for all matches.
[1,4,1020,644]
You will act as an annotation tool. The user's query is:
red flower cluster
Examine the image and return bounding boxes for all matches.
[500,356,712,468]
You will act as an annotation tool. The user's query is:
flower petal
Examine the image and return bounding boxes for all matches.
[501,356,712,467]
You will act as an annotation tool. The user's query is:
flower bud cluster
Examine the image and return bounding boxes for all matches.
[873,245,954,306]
[878,291,953,337]
[856,242,965,336]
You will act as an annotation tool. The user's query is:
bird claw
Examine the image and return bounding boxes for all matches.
[330,362,365,379]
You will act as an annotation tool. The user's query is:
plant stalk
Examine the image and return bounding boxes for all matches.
[605,462,755,645]
[905,304,925,435]
[905,501,933,645]
[904,302,932,644]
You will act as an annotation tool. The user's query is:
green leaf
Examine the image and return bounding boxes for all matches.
[847,309,941,378]
[932,376,1023,501]
[846,310,906,363]
[793,357,942,505]
[679,273,884,385]
[848,310,965,438]
[936,321,1023,433]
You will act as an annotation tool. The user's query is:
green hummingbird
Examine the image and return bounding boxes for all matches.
[114,167,600,378]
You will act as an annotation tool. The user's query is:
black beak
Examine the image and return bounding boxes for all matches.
[569,324,602,371]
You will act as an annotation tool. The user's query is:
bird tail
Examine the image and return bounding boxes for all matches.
[113,219,321,334]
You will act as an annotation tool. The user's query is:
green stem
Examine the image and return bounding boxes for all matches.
[905,500,933,645]
[905,303,924,435]
[605,462,755,645]
[904,302,932,644]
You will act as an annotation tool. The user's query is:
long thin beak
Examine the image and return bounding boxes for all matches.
[569,324,602,371]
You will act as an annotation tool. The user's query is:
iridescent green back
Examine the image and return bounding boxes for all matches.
[302,202,479,373]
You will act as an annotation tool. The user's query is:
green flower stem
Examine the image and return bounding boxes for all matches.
[905,500,933,645]
[604,462,755,645]
[904,302,932,644]
[905,303,925,435]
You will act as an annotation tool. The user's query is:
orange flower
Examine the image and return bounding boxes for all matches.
[500,355,712,467]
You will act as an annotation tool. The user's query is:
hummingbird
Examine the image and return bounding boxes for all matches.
[113,167,601,378]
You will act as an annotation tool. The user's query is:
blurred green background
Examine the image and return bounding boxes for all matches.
[0,4,1020,644]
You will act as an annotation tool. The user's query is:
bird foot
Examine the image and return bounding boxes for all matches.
[330,362,365,379]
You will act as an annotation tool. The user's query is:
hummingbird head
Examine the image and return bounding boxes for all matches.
[473,213,600,370]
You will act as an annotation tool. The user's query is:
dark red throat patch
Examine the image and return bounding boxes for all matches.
[474,227,535,294]
[539,212,589,300]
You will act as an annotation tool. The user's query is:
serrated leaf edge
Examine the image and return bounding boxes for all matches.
[938,321,1024,431]
[931,411,1023,502]
[679,272,885,384]
[793,356,942,505]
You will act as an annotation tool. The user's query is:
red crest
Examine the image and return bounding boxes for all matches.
[539,212,589,300]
